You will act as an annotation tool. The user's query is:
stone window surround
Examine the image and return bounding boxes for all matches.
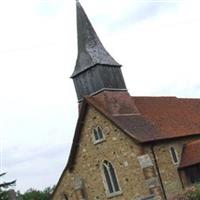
[169,146,179,165]
[92,126,105,144]
[100,160,122,198]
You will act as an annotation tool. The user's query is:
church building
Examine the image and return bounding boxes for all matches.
[52,2,200,200]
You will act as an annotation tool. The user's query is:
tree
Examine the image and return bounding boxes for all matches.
[19,186,55,200]
[186,185,200,200]
[0,173,16,200]
[0,173,16,188]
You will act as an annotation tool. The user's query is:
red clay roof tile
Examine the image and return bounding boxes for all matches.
[87,91,200,142]
[179,139,200,168]
[134,96,200,141]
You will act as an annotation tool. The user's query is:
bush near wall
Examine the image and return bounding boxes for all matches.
[185,185,200,200]
[172,185,200,200]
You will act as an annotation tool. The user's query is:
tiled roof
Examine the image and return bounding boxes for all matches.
[134,96,200,141]
[86,91,200,142]
[179,139,200,169]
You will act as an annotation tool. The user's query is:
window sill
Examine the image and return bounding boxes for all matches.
[172,161,179,166]
[93,138,105,145]
[106,191,123,199]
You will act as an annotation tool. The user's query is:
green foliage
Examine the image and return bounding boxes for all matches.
[0,172,54,200]
[171,185,200,200]
[186,184,200,200]
[18,186,55,200]
[0,173,16,200]
[0,189,10,200]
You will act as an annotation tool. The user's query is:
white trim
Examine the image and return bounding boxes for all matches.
[93,138,105,145]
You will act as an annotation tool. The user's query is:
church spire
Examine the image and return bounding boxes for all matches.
[72,1,127,101]
[71,1,121,77]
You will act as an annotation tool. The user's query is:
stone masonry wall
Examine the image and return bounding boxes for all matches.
[52,106,151,200]
[147,136,200,199]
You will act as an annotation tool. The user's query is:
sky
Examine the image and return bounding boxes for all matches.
[0,0,200,192]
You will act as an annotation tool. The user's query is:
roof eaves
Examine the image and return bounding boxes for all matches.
[142,132,200,145]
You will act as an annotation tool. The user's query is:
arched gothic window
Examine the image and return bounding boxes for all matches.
[93,126,104,144]
[170,146,179,164]
[102,160,121,196]
[63,194,68,200]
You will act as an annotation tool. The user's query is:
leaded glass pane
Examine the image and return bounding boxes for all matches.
[103,164,113,193]
[109,163,120,192]
[171,147,178,163]
[93,129,99,140]
[97,127,103,139]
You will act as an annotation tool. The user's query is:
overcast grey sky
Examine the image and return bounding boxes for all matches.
[0,0,200,192]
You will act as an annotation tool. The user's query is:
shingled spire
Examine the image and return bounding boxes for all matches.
[72,1,127,101]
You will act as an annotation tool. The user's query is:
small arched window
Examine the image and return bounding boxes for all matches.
[102,160,121,196]
[93,126,104,144]
[63,194,68,200]
[170,146,179,164]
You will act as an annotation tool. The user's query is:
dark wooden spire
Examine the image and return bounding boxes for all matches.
[71,1,121,77]
[72,1,127,101]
